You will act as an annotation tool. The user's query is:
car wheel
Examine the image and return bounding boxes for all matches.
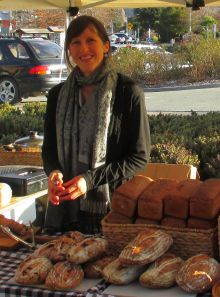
[0,77,21,104]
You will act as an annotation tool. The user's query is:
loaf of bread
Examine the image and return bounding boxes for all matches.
[0,183,12,207]
[176,254,220,293]
[49,236,77,262]
[105,211,133,224]
[119,229,173,266]
[161,216,186,228]
[67,237,108,264]
[83,255,116,278]
[138,178,178,220]
[65,231,86,243]
[187,217,218,229]
[111,175,153,217]
[15,256,53,285]
[33,240,59,259]
[164,179,202,219]
[190,178,220,219]
[45,261,84,289]
[139,253,184,288]
[135,217,160,225]
[102,258,146,285]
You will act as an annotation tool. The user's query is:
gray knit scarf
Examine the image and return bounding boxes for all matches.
[56,57,118,214]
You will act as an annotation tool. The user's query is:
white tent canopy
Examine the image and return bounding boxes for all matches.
[0,0,220,10]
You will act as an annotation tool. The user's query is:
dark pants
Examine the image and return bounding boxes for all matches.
[44,200,106,234]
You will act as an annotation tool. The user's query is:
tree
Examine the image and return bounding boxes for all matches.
[133,8,161,37]
[158,7,189,42]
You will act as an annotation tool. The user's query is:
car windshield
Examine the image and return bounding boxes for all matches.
[26,39,63,59]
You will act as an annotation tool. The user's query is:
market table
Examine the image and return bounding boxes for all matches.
[0,247,212,297]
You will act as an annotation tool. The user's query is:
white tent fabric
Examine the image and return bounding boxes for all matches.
[0,0,220,10]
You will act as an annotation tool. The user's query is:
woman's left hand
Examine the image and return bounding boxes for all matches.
[59,175,87,201]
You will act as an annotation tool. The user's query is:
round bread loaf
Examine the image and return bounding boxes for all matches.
[119,229,173,266]
[45,261,84,289]
[102,258,146,285]
[139,253,184,288]
[66,237,108,264]
[176,254,220,293]
[65,231,85,243]
[83,255,116,278]
[49,236,76,262]
[33,240,58,259]
[15,256,53,285]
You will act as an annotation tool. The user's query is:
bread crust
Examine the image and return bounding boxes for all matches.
[15,256,53,285]
[67,237,108,264]
[176,254,220,293]
[119,229,173,266]
[139,253,184,288]
[83,255,116,278]
[45,261,84,289]
[102,258,146,285]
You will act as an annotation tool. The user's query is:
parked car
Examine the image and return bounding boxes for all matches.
[109,33,133,44]
[0,37,68,104]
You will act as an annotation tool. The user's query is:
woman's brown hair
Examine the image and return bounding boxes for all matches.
[65,15,110,69]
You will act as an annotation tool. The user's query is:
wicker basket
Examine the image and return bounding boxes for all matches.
[101,217,219,260]
[0,151,43,166]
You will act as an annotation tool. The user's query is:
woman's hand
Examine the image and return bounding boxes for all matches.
[48,170,65,205]
[59,175,87,201]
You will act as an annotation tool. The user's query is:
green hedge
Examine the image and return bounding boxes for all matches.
[0,103,219,180]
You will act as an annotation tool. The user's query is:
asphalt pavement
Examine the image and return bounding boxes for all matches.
[21,82,220,115]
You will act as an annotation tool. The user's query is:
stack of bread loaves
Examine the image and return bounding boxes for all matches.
[107,176,220,229]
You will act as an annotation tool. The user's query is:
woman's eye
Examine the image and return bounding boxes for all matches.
[71,40,80,46]
[87,39,95,44]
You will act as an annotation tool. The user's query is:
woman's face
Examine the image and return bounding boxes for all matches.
[68,25,110,76]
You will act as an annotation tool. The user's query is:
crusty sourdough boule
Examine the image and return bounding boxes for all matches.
[45,261,84,289]
[176,254,220,294]
[15,255,53,285]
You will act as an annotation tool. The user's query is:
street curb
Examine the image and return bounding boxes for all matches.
[144,82,220,92]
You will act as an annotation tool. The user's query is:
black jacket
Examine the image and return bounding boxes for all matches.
[42,73,151,194]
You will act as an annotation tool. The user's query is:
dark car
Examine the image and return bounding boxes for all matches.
[0,37,68,104]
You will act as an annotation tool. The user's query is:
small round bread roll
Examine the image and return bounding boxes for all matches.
[176,254,220,294]
[15,256,53,285]
[83,255,116,278]
[45,261,84,289]
[139,253,184,288]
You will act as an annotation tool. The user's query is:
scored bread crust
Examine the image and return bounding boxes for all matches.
[139,253,184,288]
[45,261,84,289]
[119,229,173,266]
[83,255,116,279]
[176,254,220,294]
[33,240,58,259]
[15,256,53,285]
[102,258,146,285]
[66,237,108,264]
[49,236,76,262]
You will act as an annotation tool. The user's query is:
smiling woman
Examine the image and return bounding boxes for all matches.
[42,15,151,234]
